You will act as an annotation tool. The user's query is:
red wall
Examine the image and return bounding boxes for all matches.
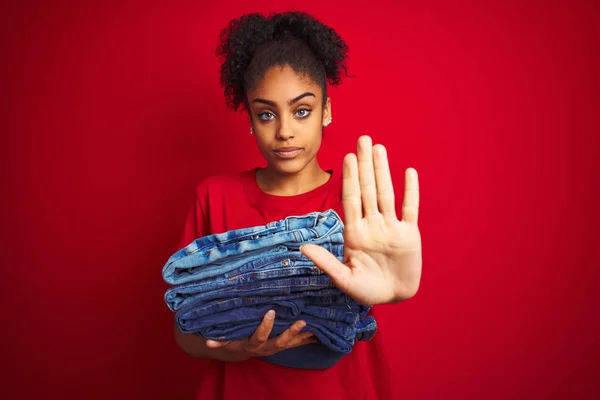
[2,1,599,399]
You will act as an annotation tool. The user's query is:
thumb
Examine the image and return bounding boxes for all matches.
[300,244,352,293]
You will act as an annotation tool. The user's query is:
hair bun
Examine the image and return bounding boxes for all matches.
[217,11,349,111]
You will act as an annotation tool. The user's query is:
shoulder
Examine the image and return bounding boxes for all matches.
[194,169,254,191]
[193,169,254,199]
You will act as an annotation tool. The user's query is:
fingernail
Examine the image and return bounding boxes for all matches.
[297,321,306,330]
[266,310,275,319]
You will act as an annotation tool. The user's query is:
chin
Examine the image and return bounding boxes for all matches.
[268,158,308,175]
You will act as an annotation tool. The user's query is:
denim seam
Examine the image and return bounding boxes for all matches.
[225,254,311,280]
[195,226,286,251]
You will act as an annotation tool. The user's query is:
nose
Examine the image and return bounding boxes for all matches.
[276,115,294,141]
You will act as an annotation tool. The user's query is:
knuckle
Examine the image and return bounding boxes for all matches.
[360,182,376,190]
[378,192,394,200]
[248,338,264,349]
[274,340,287,350]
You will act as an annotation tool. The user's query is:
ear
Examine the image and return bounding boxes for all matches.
[322,97,332,125]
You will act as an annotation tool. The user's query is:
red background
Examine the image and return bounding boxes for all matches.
[1,1,599,399]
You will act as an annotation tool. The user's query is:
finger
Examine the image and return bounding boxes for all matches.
[301,244,353,293]
[273,320,306,350]
[342,153,362,224]
[286,331,317,349]
[357,135,378,215]
[402,168,420,225]
[248,310,275,348]
[373,144,397,219]
[206,339,231,348]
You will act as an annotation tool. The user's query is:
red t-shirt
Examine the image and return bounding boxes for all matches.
[178,169,395,400]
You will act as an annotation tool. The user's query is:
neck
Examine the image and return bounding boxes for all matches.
[257,158,330,196]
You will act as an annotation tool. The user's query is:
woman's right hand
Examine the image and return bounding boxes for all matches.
[205,310,316,362]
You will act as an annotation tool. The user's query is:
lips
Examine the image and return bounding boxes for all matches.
[273,147,303,159]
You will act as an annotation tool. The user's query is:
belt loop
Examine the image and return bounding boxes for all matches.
[293,230,303,242]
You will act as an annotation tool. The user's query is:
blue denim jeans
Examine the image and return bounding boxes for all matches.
[165,244,345,311]
[175,289,367,332]
[260,315,378,369]
[162,209,344,285]
[163,210,377,369]
[176,288,376,354]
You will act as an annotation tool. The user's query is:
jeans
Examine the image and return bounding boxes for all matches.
[165,244,345,311]
[176,288,376,354]
[163,209,344,285]
[163,210,377,369]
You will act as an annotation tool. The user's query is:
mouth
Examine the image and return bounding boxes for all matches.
[273,147,303,159]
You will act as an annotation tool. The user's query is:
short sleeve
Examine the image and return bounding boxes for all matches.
[177,183,210,250]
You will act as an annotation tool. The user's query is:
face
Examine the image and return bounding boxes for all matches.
[246,65,332,175]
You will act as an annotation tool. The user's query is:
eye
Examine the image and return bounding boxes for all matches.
[258,112,276,121]
[295,109,311,118]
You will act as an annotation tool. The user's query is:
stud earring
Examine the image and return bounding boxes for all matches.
[250,127,254,135]
[323,117,332,127]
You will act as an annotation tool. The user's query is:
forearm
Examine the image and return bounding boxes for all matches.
[173,325,247,362]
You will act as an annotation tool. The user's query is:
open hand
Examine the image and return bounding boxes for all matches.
[301,135,422,306]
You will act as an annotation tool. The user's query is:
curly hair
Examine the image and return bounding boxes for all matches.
[216,11,350,111]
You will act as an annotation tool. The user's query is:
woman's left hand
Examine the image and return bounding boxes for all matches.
[301,135,422,306]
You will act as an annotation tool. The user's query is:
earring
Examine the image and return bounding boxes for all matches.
[250,127,254,135]
[323,117,332,127]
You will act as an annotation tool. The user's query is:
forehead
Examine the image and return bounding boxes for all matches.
[248,65,322,102]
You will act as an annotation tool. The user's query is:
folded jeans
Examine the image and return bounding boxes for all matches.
[165,245,344,311]
[162,209,378,370]
[195,315,377,354]
[163,210,344,285]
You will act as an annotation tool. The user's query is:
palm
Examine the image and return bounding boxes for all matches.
[301,136,422,306]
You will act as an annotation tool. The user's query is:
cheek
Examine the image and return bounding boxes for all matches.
[301,116,323,137]
[305,128,323,153]
[256,136,270,152]
[255,134,277,158]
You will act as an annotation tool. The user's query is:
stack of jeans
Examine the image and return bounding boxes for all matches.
[162,209,377,369]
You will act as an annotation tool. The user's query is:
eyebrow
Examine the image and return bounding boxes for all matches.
[252,92,316,107]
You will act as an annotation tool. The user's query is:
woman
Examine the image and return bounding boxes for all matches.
[173,11,422,399]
